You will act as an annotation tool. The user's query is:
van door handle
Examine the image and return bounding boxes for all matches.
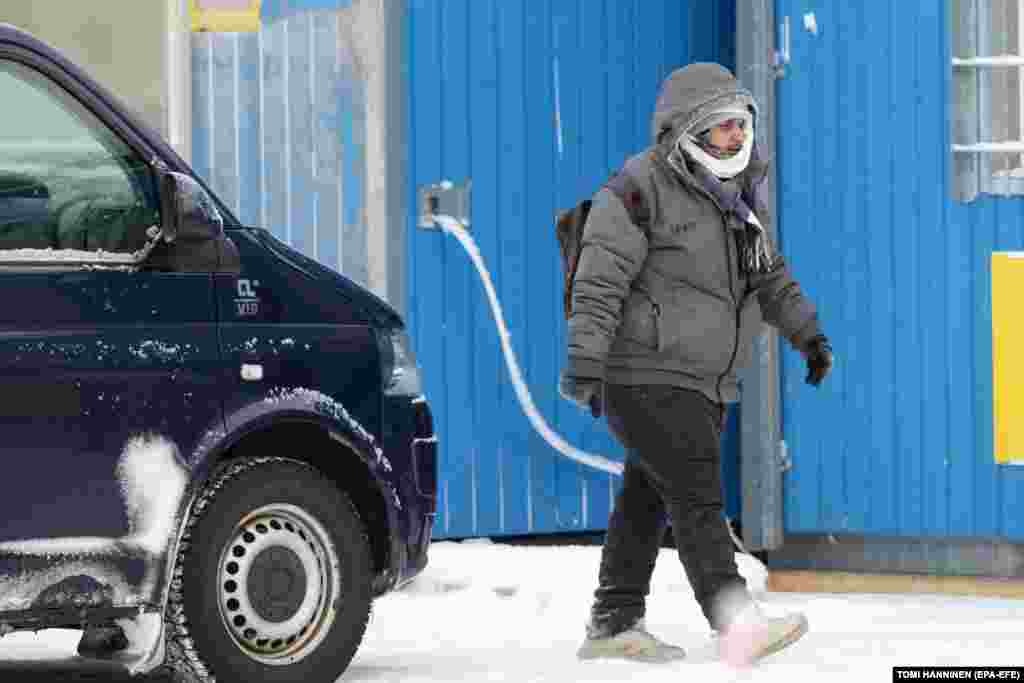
[241,364,263,381]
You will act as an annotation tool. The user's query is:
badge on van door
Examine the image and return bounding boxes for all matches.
[235,278,260,317]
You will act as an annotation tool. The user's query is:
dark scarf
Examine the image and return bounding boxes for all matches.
[666,145,774,276]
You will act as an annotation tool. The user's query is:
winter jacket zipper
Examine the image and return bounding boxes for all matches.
[715,214,741,407]
[678,174,742,406]
[641,290,662,349]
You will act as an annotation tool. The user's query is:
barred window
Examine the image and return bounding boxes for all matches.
[952,0,1024,200]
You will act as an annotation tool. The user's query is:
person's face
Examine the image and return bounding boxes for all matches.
[708,117,748,152]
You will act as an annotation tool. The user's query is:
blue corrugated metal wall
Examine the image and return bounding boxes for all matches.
[408,0,737,538]
[776,0,1024,541]
[191,7,369,284]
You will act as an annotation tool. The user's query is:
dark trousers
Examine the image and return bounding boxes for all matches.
[590,384,751,635]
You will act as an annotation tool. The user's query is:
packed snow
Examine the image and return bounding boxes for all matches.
[2,540,1021,681]
[115,434,189,556]
[354,542,1024,682]
[0,558,139,613]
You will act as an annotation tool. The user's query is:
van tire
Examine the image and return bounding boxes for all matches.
[158,457,373,683]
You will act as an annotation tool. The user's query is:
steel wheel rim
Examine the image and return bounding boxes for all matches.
[216,503,341,665]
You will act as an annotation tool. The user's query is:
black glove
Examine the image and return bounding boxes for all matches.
[803,335,833,387]
[558,373,603,418]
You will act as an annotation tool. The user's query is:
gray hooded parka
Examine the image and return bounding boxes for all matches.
[565,63,821,404]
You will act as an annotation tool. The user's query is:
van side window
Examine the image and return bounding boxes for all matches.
[0,60,159,255]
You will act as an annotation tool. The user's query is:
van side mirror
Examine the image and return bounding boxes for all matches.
[159,171,224,244]
[152,171,240,274]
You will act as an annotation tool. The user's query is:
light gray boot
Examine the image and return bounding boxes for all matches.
[576,619,686,663]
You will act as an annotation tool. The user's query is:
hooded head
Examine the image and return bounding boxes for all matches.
[652,63,758,179]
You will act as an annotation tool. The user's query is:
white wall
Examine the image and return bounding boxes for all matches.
[1,0,191,162]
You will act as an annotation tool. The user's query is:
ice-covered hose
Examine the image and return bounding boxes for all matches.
[430,213,624,476]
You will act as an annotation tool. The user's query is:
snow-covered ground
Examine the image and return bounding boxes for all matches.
[355,542,1024,682]
[0,540,1021,681]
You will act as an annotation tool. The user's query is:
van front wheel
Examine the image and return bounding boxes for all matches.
[161,457,374,683]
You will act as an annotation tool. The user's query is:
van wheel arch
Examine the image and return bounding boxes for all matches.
[212,421,394,581]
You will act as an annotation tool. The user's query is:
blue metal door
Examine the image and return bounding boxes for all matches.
[407,0,738,538]
[773,0,1024,542]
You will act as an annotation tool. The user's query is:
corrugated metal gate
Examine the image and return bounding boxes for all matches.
[775,0,1024,542]
[191,6,371,286]
[407,0,738,538]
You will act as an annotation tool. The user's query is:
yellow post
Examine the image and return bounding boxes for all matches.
[991,252,1024,464]
[190,0,262,33]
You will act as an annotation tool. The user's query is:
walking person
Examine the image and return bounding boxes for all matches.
[558,62,833,666]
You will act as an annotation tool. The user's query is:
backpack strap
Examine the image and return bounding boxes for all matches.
[556,199,593,320]
[557,163,656,321]
[604,167,654,233]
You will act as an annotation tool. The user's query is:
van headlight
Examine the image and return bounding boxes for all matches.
[379,328,423,397]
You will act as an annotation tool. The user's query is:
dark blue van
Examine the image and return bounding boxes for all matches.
[0,23,436,682]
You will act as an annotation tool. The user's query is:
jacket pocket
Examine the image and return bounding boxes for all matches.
[654,299,685,353]
[655,295,735,374]
[617,290,658,349]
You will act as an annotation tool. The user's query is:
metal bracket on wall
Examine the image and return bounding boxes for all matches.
[778,439,793,472]
[417,179,472,230]
[773,15,790,79]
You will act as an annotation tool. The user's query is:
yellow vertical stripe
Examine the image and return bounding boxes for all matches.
[991,252,1024,464]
